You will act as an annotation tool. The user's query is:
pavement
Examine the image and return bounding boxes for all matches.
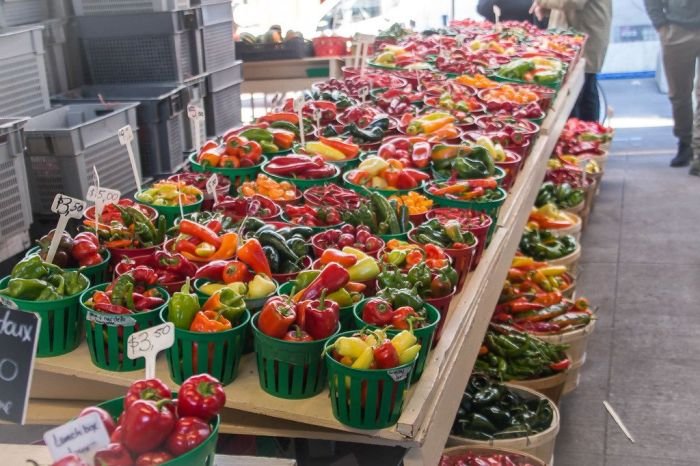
[554,78,700,466]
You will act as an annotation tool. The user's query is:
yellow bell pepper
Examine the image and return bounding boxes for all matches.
[358,156,389,177]
[347,257,380,282]
[305,141,346,161]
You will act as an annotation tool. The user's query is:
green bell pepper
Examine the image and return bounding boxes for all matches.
[167,278,200,330]
[0,278,50,300]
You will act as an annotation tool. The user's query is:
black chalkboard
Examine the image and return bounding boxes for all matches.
[0,304,40,424]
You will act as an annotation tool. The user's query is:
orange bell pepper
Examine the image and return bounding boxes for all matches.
[198,150,221,167]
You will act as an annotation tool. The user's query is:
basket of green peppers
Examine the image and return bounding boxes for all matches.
[519,227,578,262]
[535,182,585,212]
[430,144,506,186]
[449,374,558,450]
[0,255,90,356]
[341,192,414,241]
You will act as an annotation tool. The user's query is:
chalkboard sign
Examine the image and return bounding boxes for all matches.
[0,305,40,424]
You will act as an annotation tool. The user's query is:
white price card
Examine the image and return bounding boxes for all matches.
[47,194,87,264]
[44,412,110,463]
[206,174,219,202]
[127,322,175,379]
[312,108,322,129]
[358,86,370,103]
[118,125,142,193]
[86,185,120,211]
[455,34,467,48]
[187,104,206,150]
[294,94,306,146]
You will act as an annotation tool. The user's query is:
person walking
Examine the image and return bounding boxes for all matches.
[530,0,612,123]
[644,0,700,173]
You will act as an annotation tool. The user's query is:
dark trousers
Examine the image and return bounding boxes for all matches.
[571,73,600,122]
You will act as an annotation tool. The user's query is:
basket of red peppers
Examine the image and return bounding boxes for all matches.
[80,267,169,372]
[29,230,110,284]
[49,375,224,466]
[251,282,341,399]
[282,203,343,231]
[115,250,197,294]
[262,154,341,189]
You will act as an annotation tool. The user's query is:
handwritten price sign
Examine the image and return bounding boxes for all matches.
[127,322,174,379]
[51,194,86,219]
[118,125,142,193]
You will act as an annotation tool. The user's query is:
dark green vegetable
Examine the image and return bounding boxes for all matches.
[519,228,577,261]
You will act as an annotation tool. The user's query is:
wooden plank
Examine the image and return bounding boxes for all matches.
[30,61,585,456]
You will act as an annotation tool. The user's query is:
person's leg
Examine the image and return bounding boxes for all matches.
[689,34,700,175]
[570,73,600,122]
[661,25,697,166]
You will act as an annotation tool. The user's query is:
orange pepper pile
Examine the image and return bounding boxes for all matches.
[482,85,539,105]
[389,191,433,215]
[239,174,298,201]
[455,74,498,89]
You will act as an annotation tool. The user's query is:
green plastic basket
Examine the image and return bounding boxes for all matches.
[278,282,357,331]
[97,394,219,466]
[325,330,416,429]
[430,166,506,186]
[376,222,415,243]
[161,308,250,386]
[25,247,111,285]
[251,312,339,399]
[136,191,203,229]
[193,278,278,313]
[424,185,507,240]
[342,171,425,197]
[352,299,440,383]
[79,284,170,372]
[0,275,88,357]
[189,152,267,190]
[262,161,341,190]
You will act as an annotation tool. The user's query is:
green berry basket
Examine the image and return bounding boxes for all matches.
[160,308,250,386]
[135,192,203,229]
[376,222,415,243]
[342,171,425,197]
[25,247,111,285]
[251,312,340,399]
[352,299,440,383]
[424,183,507,241]
[277,282,358,331]
[96,394,219,466]
[193,278,278,313]
[262,160,341,190]
[79,283,170,372]
[189,152,267,191]
[324,330,416,429]
[430,165,506,186]
[0,275,88,357]
[279,212,345,235]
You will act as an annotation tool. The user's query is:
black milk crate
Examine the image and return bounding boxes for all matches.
[76,8,204,84]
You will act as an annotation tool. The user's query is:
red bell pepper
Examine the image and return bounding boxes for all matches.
[194,260,229,281]
[155,251,197,278]
[71,238,99,262]
[283,325,314,342]
[241,140,263,163]
[79,406,116,435]
[293,263,350,302]
[362,298,394,326]
[222,260,252,284]
[124,379,171,411]
[135,451,173,466]
[402,168,431,184]
[93,443,134,466]
[373,339,400,369]
[303,290,340,340]
[177,374,226,422]
[391,306,424,330]
[121,399,175,455]
[165,417,211,456]
[258,296,297,338]
[50,454,90,466]
[224,135,246,156]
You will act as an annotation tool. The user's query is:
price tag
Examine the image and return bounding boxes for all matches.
[176,175,185,220]
[455,34,467,48]
[312,108,322,130]
[493,5,502,30]
[187,104,205,151]
[293,94,306,146]
[0,306,39,424]
[47,194,87,264]
[118,125,142,193]
[127,322,174,379]
[86,185,120,215]
[206,174,218,204]
[85,309,136,327]
[358,86,369,103]
[44,412,110,463]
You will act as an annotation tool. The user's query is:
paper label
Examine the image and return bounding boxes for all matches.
[44,412,110,462]
[387,366,412,382]
[86,310,137,327]
[206,174,218,201]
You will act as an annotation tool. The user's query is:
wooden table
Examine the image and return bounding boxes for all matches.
[1,443,296,465]
[24,61,584,466]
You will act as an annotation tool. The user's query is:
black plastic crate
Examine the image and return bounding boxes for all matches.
[76,9,204,84]
[52,84,193,177]
[204,61,242,136]
[235,37,312,62]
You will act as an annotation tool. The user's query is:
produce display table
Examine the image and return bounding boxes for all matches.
[1,443,297,466]
[241,57,346,94]
[24,61,585,466]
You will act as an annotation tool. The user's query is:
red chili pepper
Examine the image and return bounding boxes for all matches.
[194,260,229,282]
[319,248,358,268]
[175,238,198,255]
[283,325,314,342]
[166,416,211,457]
[293,263,350,302]
[303,290,340,340]
[176,373,226,423]
[258,296,297,338]
[391,306,423,330]
[135,451,173,466]
[265,159,318,176]
[94,302,133,315]
[362,298,394,326]
[133,295,165,311]
[549,358,570,372]
[93,443,133,466]
[124,379,171,411]
[179,219,222,249]
[509,301,545,313]
[130,266,159,287]
[121,399,175,455]
[79,406,116,435]
[237,238,272,277]
[373,339,400,369]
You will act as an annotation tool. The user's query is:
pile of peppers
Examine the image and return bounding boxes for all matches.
[52,375,225,465]
[451,374,554,440]
[475,326,570,380]
[519,227,577,261]
[85,268,166,315]
[328,328,421,371]
[535,182,584,210]
[411,218,478,249]
[341,190,413,236]
[1,255,89,301]
[85,203,167,250]
[379,244,457,300]
[361,297,428,330]
[116,251,197,289]
[241,217,313,274]
[171,219,238,263]
[503,256,573,295]
[493,292,594,334]
[439,452,538,466]
[258,291,340,341]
